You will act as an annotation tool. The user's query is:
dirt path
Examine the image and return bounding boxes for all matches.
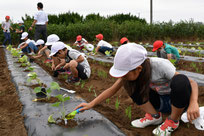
[0,48,27,136]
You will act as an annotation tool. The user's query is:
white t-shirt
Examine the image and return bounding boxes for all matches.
[97,40,113,48]
[1,21,11,32]
[34,10,48,25]
[74,38,87,47]
[66,49,91,78]
[150,57,176,95]
[25,39,36,45]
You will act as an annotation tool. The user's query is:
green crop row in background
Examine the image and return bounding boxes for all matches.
[0,12,204,45]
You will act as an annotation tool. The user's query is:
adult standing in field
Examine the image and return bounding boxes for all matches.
[50,42,91,83]
[95,34,113,55]
[1,16,13,47]
[75,43,199,136]
[29,2,48,42]
[15,20,25,44]
[152,40,180,63]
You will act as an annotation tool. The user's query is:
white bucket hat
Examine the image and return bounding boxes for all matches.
[45,34,60,46]
[21,32,28,40]
[36,39,45,46]
[181,106,204,130]
[49,42,66,57]
[109,43,147,78]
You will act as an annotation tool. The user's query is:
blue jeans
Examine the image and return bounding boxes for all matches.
[3,32,11,45]
[22,42,38,53]
[99,46,113,54]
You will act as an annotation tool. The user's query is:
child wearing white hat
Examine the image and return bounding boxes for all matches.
[32,39,52,63]
[49,41,91,83]
[19,32,38,55]
[75,42,199,136]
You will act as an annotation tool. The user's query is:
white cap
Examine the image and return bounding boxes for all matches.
[45,34,60,46]
[21,32,28,40]
[18,20,24,24]
[36,39,44,46]
[49,42,66,57]
[109,43,147,78]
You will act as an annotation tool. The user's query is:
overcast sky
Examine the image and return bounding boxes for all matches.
[0,0,204,23]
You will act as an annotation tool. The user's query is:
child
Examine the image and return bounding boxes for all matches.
[32,39,52,63]
[74,35,94,52]
[152,40,180,63]
[49,41,91,83]
[120,37,129,45]
[19,32,38,55]
[15,20,25,44]
[75,43,199,136]
[95,34,113,54]
[1,16,13,47]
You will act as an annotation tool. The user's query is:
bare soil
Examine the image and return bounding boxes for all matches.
[0,48,27,136]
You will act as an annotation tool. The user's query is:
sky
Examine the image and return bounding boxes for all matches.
[0,0,204,23]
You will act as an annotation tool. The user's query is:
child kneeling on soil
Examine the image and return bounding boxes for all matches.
[32,39,52,63]
[50,41,91,83]
[153,40,180,63]
[18,32,38,55]
[95,34,113,55]
[74,35,94,52]
[75,43,199,136]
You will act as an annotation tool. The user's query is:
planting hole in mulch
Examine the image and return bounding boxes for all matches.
[33,96,59,103]
[56,118,78,128]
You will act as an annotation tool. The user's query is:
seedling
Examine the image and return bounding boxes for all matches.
[50,94,70,121]
[11,48,21,58]
[6,45,12,51]
[88,85,93,92]
[105,50,112,57]
[18,55,28,63]
[92,89,97,97]
[125,106,132,120]
[106,98,110,104]
[81,80,85,88]
[25,66,34,71]
[63,74,68,80]
[170,59,176,66]
[34,82,60,100]
[74,81,80,86]
[115,97,120,110]
[27,72,41,85]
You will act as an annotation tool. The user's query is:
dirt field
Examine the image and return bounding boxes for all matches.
[0,48,27,136]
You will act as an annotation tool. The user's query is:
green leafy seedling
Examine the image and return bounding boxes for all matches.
[51,94,70,120]
[106,98,110,104]
[81,80,85,88]
[88,85,93,92]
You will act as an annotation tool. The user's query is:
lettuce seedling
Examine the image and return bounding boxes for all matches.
[25,66,34,71]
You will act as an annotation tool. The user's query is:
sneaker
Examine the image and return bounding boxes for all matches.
[131,112,162,128]
[65,69,71,75]
[66,76,80,83]
[152,118,179,136]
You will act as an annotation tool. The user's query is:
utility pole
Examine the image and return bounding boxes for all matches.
[150,0,153,24]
